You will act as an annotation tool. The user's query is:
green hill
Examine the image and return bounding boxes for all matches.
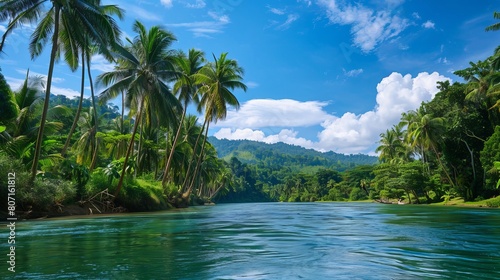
[209,137,378,172]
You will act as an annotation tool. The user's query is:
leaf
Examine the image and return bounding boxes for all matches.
[0,125,5,133]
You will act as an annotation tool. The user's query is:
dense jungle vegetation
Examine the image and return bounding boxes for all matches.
[0,1,499,217]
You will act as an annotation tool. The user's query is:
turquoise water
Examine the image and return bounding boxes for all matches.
[1,203,500,279]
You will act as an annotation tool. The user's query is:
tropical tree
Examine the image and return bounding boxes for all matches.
[375,124,408,163]
[182,53,247,200]
[97,20,181,197]
[0,68,17,125]
[162,49,205,185]
[485,12,500,32]
[0,0,123,180]
[407,113,455,189]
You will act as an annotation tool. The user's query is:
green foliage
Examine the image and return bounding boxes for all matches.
[485,196,500,207]
[0,68,18,125]
[29,178,76,210]
[115,179,168,211]
[481,126,500,189]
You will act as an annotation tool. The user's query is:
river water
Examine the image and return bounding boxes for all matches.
[1,203,500,279]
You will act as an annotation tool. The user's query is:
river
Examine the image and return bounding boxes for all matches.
[1,203,500,279]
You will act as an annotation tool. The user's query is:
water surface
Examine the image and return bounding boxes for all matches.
[1,203,499,279]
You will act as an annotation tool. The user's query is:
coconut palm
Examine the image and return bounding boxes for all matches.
[407,113,455,188]
[376,125,407,163]
[182,53,247,199]
[485,12,500,32]
[162,49,205,185]
[0,0,123,180]
[97,20,182,197]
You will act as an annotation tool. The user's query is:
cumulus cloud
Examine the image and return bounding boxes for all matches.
[213,99,331,128]
[422,20,435,29]
[317,0,409,52]
[214,72,451,154]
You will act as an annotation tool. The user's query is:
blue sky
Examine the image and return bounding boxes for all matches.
[1,0,499,155]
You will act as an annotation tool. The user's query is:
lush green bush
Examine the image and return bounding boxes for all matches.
[485,196,500,208]
[115,178,169,211]
[18,178,76,211]
[349,187,368,201]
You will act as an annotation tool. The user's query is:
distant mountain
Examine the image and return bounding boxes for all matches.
[209,137,378,172]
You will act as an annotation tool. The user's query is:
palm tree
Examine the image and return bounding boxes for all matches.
[162,49,205,185]
[0,0,123,180]
[486,12,500,32]
[183,53,247,199]
[376,124,408,163]
[407,113,455,188]
[97,20,182,198]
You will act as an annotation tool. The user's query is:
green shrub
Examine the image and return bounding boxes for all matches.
[485,196,500,208]
[115,179,168,211]
[85,169,112,197]
[349,187,368,201]
[18,178,76,211]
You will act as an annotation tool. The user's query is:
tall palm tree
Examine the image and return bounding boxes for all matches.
[162,49,205,185]
[0,0,123,180]
[408,113,455,188]
[183,53,247,199]
[97,20,182,198]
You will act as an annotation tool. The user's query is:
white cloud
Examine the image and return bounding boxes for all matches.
[213,99,331,128]
[343,68,363,77]
[317,0,408,52]
[168,12,230,37]
[214,72,451,154]
[0,24,6,33]
[90,54,116,73]
[6,76,82,98]
[161,0,173,8]
[268,6,285,15]
[422,20,435,29]
[246,81,259,88]
[297,0,312,7]
[277,14,300,30]
[186,0,205,8]
[215,128,316,149]
[116,3,162,22]
[15,69,64,84]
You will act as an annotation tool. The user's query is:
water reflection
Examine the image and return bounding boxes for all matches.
[0,203,499,279]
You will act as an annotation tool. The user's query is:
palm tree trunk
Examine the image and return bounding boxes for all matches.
[114,96,144,198]
[121,91,125,133]
[186,121,210,198]
[88,54,99,170]
[136,106,145,177]
[61,52,85,157]
[162,105,187,186]
[431,144,456,189]
[31,6,61,181]
[181,117,208,193]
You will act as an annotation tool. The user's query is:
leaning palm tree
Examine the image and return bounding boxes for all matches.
[0,0,123,180]
[162,49,205,185]
[182,53,247,199]
[97,20,182,198]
